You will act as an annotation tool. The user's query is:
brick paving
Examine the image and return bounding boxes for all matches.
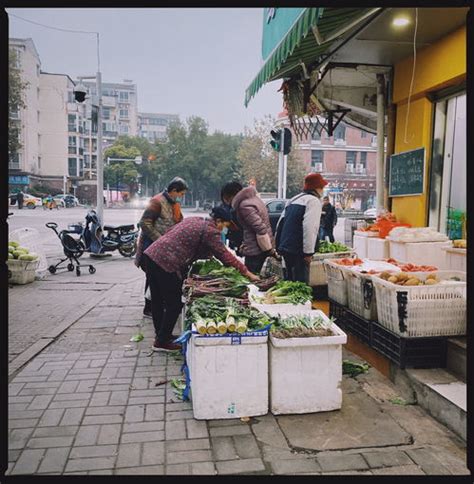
[7,267,471,476]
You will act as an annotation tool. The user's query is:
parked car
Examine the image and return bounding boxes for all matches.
[8,193,43,209]
[265,198,287,234]
[54,194,79,207]
[131,197,151,209]
[364,207,377,218]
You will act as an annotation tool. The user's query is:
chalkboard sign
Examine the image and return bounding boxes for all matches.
[389,147,425,197]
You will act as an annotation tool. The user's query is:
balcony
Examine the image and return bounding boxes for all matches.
[9,161,20,170]
[68,146,77,155]
[355,164,366,175]
[346,163,354,173]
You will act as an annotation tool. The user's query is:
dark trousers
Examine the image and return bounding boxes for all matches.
[319,226,335,243]
[283,253,309,283]
[245,253,267,275]
[143,255,183,344]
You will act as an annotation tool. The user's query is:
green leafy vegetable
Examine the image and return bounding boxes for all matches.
[271,314,334,338]
[261,281,313,305]
[130,333,144,342]
[342,360,370,377]
[317,241,351,254]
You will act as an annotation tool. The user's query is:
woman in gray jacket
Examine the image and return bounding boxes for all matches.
[231,185,275,274]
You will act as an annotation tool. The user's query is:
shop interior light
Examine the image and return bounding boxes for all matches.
[392,17,410,27]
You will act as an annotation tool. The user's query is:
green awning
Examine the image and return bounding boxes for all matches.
[245,7,380,106]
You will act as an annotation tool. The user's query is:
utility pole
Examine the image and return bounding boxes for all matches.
[376,73,386,213]
[96,71,104,225]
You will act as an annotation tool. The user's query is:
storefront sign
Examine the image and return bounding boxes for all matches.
[262,8,306,60]
[389,148,425,197]
[9,175,29,185]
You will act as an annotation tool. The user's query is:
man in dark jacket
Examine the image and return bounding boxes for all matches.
[219,181,243,252]
[17,191,24,210]
[276,173,328,282]
[319,196,337,243]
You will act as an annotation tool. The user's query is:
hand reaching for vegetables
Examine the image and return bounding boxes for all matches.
[246,271,260,283]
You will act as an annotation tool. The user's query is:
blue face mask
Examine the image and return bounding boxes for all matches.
[222,227,229,236]
[175,197,183,203]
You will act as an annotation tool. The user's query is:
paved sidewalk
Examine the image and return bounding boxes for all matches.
[6,263,470,476]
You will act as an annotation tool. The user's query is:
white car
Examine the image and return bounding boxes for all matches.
[9,193,43,209]
[364,207,377,218]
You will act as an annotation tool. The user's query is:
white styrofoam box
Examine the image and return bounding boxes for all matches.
[248,284,312,316]
[354,230,379,238]
[353,235,368,259]
[186,327,268,420]
[442,248,466,272]
[388,240,448,268]
[367,238,389,260]
[372,270,466,337]
[345,270,378,321]
[269,312,347,415]
[309,250,355,286]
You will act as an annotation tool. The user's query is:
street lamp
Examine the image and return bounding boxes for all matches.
[75,73,104,226]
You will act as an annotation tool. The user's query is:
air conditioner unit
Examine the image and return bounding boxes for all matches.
[346,164,354,173]
[313,162,323,172]
[356,163,365,174]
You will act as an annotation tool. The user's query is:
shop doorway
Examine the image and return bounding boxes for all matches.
[428,92,466,238]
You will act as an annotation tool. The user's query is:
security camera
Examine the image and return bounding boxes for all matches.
[74,82,88,103]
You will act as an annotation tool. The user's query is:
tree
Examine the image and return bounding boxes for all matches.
[9,48,29,160]
[237,115,306,198]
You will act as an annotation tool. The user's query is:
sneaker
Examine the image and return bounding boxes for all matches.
[152,340,182,352]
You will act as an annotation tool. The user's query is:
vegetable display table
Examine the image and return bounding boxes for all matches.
[186,327,269,420]
[269,311,347,415]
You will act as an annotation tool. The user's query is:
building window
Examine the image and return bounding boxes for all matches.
[38,156,41,169]
[333,124,346,140]
[68,158,77,176]
[103,107,111,120]
[361,130,367,138]
[119,109,129,118]
[346,151,356,164]
[311,128,321,141]
[311,150,324,172]
[119,91,129,102]
[119,124,129,134]
[68,91,75,103]
[360,152,367,167]
[68,114,76,132]
[79,158,84,177]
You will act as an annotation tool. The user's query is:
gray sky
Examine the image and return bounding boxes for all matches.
[8,8,283,134]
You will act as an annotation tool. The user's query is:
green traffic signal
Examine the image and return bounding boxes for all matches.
[270,129,281,152]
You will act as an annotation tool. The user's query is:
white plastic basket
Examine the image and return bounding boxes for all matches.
[354,230,379,238]
[323,259,350,306]
[309,250,355,286]
[372,271,466,337]
[8,258,40,285]
[345,270,378,321]
[367,238,389,259]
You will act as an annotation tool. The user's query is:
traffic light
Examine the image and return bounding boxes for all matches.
[283,127,292,155]
[270,129,282,152]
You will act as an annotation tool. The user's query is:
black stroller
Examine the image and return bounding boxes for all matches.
[45,222,96,276]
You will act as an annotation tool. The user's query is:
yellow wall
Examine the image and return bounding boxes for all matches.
[391,26,466,226]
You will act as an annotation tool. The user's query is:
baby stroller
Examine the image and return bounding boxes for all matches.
[45,222,96,276]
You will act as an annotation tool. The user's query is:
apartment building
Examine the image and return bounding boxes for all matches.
[138,112,179,142]
[8,38,41,186]
[278,114,377,210]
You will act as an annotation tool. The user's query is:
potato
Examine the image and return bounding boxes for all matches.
[388,276,399,283]
[424,278,438,285]
[397,272,409,281]
[380,271,391,280]
[405,278,420,286]
[426,273,437,280]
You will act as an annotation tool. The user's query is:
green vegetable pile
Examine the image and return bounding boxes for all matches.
[191,258,223,275]
[271,314,334,338]
[256,281,313,305]
[317,241,351,254]
[186,296,273,335]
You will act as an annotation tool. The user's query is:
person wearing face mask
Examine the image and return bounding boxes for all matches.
[135,177,188,318]
[142,206,260,351]
[275,173,328,283]
[219,181,244,251]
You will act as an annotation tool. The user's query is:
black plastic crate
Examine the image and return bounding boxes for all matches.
[329,299,346,322]
[343,307,371,344]
[313,284,328,300]
[371,321,447,369]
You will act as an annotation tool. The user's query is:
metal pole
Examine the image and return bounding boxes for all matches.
[63,175,67,195]
[277,129,284,198]
[96,71,104,225]
[376,73,385,212]
[282,155,288,199]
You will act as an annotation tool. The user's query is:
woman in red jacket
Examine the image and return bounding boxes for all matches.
[142,207,260,352]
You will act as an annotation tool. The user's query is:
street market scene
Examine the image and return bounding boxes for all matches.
[4,6,470,477]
